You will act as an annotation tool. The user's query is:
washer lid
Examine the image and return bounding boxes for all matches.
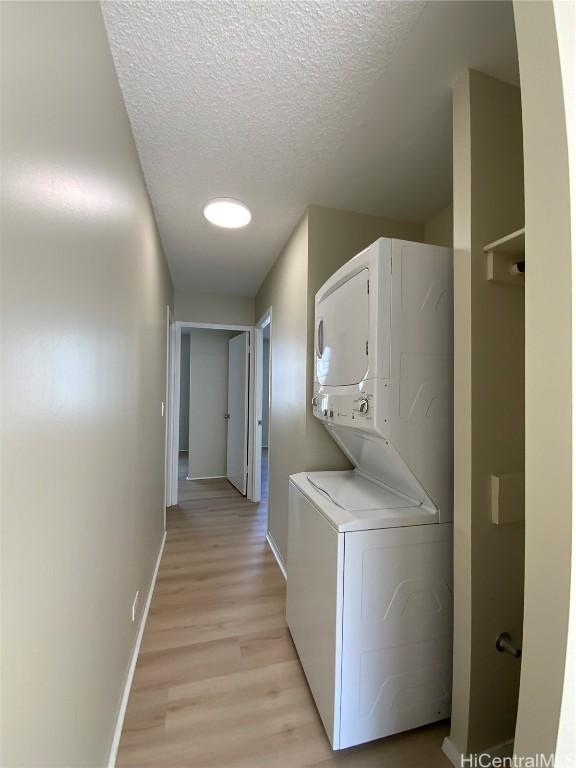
[325,425,435,511]
[290,471,438,532]
[307,471,416,512]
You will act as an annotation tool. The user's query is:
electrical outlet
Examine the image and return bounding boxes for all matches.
[131,591,140,622]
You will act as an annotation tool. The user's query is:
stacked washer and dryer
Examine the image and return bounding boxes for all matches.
[286,237,454,750]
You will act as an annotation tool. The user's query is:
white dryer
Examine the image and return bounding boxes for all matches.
[286,238,454,750]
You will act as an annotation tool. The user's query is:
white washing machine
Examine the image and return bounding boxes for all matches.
[286,237,454,750]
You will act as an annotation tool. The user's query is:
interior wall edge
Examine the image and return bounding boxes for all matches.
[553,0,576,760]
[255,212,309,564]
[449,69,474,757]
[513,0,573,758]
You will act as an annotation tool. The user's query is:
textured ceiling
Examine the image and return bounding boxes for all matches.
[102,1,519,296]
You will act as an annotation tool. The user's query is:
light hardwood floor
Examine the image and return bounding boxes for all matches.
[116,462,451,767]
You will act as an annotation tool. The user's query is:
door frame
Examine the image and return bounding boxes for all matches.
[252,308,272,504]
[165,305,177,514]
[169,321,256,504]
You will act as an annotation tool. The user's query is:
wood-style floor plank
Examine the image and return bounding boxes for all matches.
[116,455,451,767]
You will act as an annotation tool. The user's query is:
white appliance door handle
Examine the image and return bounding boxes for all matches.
[316,318,324,359]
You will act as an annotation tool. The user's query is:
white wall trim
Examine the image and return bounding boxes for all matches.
[164,305,176,514]
[168,320,181,506]
[107,531,166,768]
[186,474,226,481]
[178,320,252,332]
[442,736,462,767]
[266,531,286,581]
[173,321,256,503]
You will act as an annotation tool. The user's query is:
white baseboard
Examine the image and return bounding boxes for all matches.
[442,736,515,767]
[107,531,166,767]
[266,532,287,581]
[442,737,463,767]
[186,474,226,481]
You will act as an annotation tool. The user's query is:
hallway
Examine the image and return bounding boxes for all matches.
[116,474,450,767]
[2,3,575,765]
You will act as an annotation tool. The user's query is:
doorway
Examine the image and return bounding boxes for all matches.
[169,321,255,505]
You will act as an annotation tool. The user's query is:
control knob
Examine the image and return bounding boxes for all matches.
[358,398,369,415]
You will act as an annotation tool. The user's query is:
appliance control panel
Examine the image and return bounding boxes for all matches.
[312,383,387,431]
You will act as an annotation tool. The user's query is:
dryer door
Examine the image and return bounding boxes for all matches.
[316,268,370,387]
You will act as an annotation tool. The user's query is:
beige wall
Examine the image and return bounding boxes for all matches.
[450,70,525,756]
[187,329,236,479]
[255,206,424,566]
[425,203,453,247]
[174,291,254,325]
[0,3,173,766]
[513,1,573,758]
[255,215,309,562]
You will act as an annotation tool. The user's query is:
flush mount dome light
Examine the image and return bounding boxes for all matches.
[203,198,251,228]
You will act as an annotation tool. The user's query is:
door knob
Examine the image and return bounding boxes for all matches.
[496,632,521,658]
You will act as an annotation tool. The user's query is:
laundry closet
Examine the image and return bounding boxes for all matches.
[287,237,454,748]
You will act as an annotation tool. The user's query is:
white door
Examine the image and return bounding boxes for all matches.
[226,332,249,494]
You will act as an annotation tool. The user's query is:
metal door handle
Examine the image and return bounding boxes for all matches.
[496,632,521,658]
[224,413,231,420]
[316,318,324,358]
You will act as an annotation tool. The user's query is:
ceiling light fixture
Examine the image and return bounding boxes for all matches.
[203,198,251,228]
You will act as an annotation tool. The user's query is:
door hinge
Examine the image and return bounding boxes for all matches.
[366,340,369,355]
[367,279,370,294]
